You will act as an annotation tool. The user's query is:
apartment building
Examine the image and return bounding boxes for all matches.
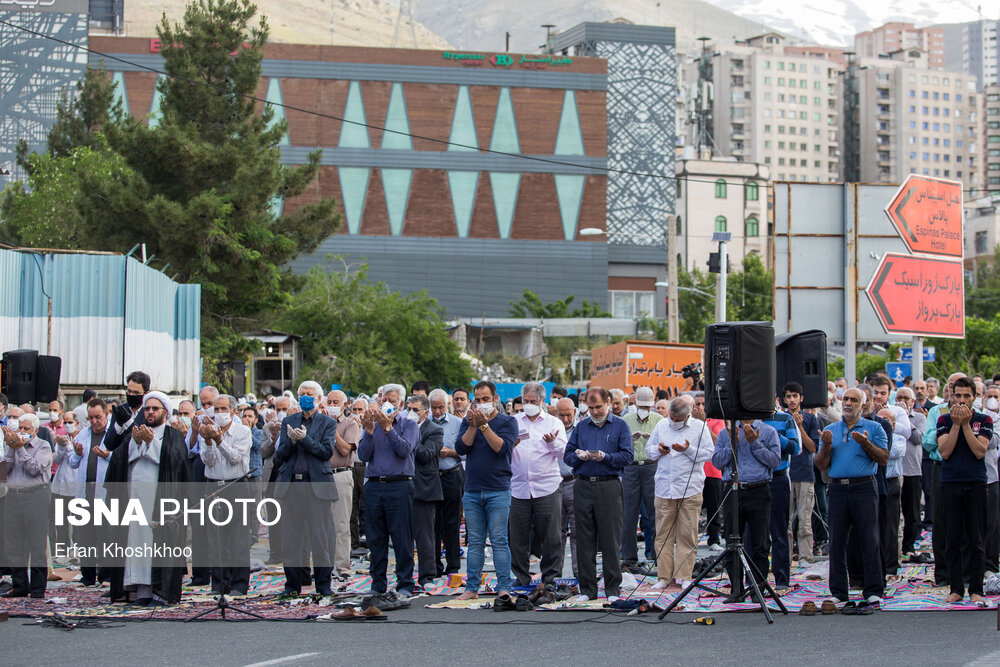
[855,22,945,69]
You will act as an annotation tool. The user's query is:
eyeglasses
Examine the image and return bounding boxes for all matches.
[143,406,165,412]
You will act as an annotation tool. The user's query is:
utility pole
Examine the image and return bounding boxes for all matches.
[713,232,731,322]
[666,214,679,341]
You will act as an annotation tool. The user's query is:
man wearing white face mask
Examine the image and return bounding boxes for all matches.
[620,387,662,574]
[645,397,715,588]
[326,390,360,578]
[49,410,80,561]
[406,395,444,588]
[509,382,567,591]
[199,393,253,596]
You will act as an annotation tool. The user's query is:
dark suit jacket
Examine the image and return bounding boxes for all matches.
[273,411,337,500]
[414,419,444,502]
[103,408,146,452]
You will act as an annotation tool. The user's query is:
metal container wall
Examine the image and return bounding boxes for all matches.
[0,248,200,393]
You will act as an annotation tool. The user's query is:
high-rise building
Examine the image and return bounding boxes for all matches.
[692,33,844,184]
[855,22,945,70]
[985,85,1000,195]
[940,19,1000,90]
[845,49,980,191]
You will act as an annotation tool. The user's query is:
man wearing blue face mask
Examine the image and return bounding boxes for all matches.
[357,383,420,608]
[273,381,338,596]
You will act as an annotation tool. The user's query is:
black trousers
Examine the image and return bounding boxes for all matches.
[882,477,902,575]
[931,462,948,585]
[921,456,935,526]
[281,482,333,594]
[206,479,251,595]
[702,476,723,545]
[413,498,439,586]
[901,475,923,553]
[510,490,563,587]
[723,483,771,591]
[350,462,366,550]
[987,482,1000,574]
[188,456,211,583]
[436,466,465,576]
[364,479,414,594]
[829,478,883,602]
[942,481,987,597]
[5,486,50,596]
[574,478,624,599]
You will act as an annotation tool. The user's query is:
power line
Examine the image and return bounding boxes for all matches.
[1,17,992,199]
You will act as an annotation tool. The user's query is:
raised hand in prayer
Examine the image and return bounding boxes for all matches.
[672,439,690,453]
[742,424,759,443]
[821,430,833,447]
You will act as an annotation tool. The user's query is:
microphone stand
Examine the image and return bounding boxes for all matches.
[659,419,788,624]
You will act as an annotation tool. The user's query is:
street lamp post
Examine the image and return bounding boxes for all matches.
[581,222,679,341]
[712,231,732,323]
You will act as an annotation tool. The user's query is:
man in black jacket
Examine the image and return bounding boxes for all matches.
[103,371,151,452]
[407,395,443,588]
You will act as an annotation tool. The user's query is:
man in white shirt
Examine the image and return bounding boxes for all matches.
[198,393,253,596]
[645,397,715,589]
[509,382,567,589]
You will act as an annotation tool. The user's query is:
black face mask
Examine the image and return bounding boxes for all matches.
[126,393,144,409]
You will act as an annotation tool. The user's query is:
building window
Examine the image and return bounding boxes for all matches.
[715,179,727,198]
[608,291,655,319]
[976,231,989,255]
[746,181,759,201]
[745,216,759,237]
[715,215,728,232]
[676,216,683,236]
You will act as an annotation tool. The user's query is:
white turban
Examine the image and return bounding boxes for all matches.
[143,391,172,414]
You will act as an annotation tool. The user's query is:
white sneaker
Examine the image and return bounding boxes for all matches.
[573,594,590,603]
[607,596,620,603]
[866,595,882,606]
[650,580,669,590]
[708,543,724,553]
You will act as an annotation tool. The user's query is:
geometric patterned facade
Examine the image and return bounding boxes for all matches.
[93,37,608,244]
[554,24,678,247]
[0,9,88,182]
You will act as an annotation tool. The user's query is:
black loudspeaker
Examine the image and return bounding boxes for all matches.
[1,349,39,405]
[704,322,776,421]
[34,355,62,403]
[776,330,828,409]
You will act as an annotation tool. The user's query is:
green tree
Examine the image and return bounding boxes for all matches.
[1,0,341,367]
[727,253,773,322]
[277,260,474,391]
[508,289,610,318]
[965,246,1000,321]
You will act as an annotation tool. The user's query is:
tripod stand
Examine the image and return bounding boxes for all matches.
[659,419,788,624]
[184,594,268,622]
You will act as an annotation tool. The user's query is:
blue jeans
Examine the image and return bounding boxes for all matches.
[463,489,512,593]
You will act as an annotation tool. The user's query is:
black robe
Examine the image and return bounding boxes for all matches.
[102,425,190,604]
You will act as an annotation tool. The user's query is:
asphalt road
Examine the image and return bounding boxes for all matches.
[2,601,999,666]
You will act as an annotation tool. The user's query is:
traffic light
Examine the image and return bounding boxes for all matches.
[707,253,732,274]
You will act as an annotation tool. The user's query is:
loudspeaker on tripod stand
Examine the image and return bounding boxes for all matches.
[704,321,776,421]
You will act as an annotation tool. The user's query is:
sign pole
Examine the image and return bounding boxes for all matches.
[912,336,923,382]
[844,185,858,386]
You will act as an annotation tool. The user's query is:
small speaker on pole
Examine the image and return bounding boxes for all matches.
[704,322,776,421]
[776,330,828,409]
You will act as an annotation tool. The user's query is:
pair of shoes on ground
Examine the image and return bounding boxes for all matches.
[493,592,535,612]
[813,596,879,616]
[321,605,386,621]
[361,590,411,611]
[526,583,556,606]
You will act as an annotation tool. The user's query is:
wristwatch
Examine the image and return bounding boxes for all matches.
[479,424,489,433]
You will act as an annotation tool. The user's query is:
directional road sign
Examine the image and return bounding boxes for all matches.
[886,362,912,388]
[865,252,964,338]
[884,174,963,258]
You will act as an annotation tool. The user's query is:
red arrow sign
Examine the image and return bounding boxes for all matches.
[865,253,964,338]
[884,174,963,258]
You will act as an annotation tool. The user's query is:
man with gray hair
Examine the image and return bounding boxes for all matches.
[645,397,714,588]
[198,393,253,596]
[2,413,53,598]
[358,383,420,605]
[510,382,567,591]
[273,380,338,596]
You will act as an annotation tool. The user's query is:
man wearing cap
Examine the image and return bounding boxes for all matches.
[620,387,662,574]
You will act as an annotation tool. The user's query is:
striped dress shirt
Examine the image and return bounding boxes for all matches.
[200,420,253,481]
